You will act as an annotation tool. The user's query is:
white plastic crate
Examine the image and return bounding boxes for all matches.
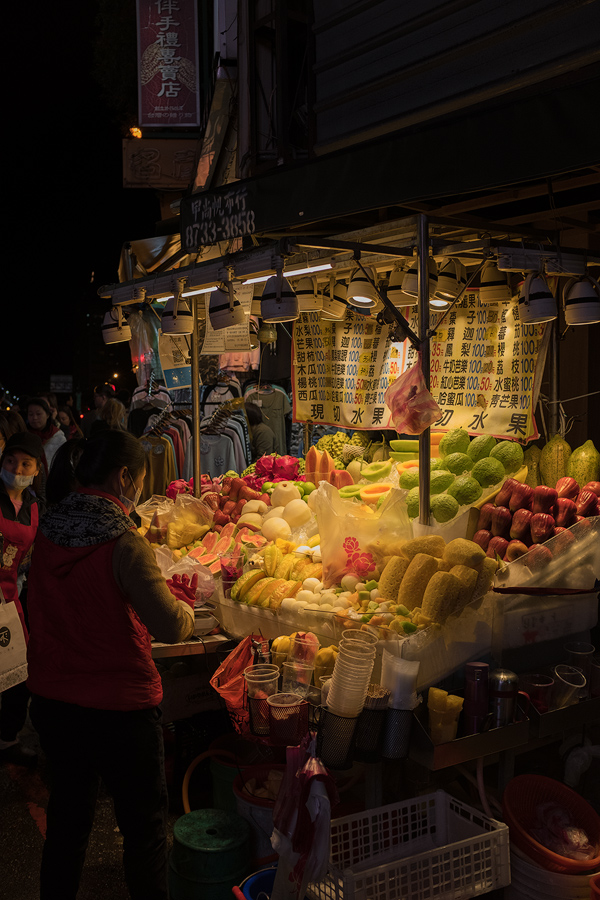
[308,791,510,900]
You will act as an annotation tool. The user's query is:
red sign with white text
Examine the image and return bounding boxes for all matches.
[137,0,200,128]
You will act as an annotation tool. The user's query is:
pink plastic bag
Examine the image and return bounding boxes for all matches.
[384,352,442,435]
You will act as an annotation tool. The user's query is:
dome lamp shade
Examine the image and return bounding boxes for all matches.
[102,306,132,344]
[480,260,512,303]
[161,294,194,334]
[518,273,557,324]
[435,258,467,300]
[563,275,600,325]
[320,279,348,320]
[401,257,439,300]
[208,283,247,330]
[261,273,299,322]
[295,275,323,312]
[347,266,378,307]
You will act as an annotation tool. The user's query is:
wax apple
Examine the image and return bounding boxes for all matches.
[495,478,519,509]
[491,506,512,539]
[510,508,533,543]
[530,512,555,544]
[476,503,495,531]
[575,490,599,517]
[508,483,533,513]
[486,536,509,559]
[525,544,553,571]
[583,481,600,498]
[505,540,529,562]
[555,476,579,500]
[532,486,558,515]
[554,497,577,528]
[472,529,492,551]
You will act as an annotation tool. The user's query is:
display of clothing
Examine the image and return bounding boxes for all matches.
[130,382,172,411]
[138,435,178,502]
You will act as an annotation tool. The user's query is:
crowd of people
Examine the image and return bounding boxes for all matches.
[0,382,215,900]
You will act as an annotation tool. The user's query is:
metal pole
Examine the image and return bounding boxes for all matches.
[418,215,431,526]
[548,321,560,437]
[191,295,202,497]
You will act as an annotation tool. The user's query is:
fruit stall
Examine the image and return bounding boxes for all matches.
[131,220,600,898]
[145,427,600,899]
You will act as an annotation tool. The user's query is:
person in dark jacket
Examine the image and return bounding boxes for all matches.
[246,402,276,459]
[27,430,196,900]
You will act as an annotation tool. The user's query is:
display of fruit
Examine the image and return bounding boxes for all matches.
[474,473,598,562]
[242,533,499,639]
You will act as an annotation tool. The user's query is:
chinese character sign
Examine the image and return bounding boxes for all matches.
[292,311,407,430]
[137,0,200,128]
[292,292,548,441]
[406,291,550,441]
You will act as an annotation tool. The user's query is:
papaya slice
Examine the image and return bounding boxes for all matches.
[360,483,392,504]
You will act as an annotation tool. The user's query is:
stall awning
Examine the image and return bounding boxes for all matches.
[180,73,599,249]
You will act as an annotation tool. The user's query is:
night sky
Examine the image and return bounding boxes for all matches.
[6,2,160,408]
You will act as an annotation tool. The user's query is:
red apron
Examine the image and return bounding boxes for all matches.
[0,503,39,640]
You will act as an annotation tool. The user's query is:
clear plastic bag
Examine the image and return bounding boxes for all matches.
[384,353,442,435]
[166,493,214,549]
[314,483,413,587]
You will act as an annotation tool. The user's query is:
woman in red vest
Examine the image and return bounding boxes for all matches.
[27,430,197,900]
[0,431,43,766]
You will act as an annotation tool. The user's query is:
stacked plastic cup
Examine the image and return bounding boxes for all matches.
[244,664,280,735]
[325,638,376,718]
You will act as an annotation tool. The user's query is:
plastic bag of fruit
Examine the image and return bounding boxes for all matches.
[314,483,412,588]
[384,353,442,435]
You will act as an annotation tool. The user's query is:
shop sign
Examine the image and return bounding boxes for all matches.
[136,0,200,128]
[200,285,254,355]
[292,291,549,440]
[50,374,73,393]
[122,138,198,189]
[181,184,258,252]
[158,332,191,389]
[292,310,404,430]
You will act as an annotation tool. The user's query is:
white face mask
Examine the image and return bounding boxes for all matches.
[1,468,34,489]
[120,472,142,515]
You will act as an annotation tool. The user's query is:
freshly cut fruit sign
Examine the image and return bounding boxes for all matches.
[292,310,407,430]
[408,291,550,441]
[292,293,549,441]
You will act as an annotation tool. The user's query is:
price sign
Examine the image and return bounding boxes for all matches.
[292,310,408,429]
[404,290,549,440]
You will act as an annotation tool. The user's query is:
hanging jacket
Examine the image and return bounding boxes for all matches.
[26,488,194,711]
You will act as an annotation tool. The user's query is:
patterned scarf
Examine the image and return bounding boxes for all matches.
[41,491,135,548]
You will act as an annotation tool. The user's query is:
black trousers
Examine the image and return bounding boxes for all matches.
[30,695,169,900]
[0,679,30,742]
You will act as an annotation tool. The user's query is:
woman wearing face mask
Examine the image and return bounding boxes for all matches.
[26,429,197,900]
[0,432,43,767]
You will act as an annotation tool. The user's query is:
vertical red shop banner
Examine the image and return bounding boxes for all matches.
[137,0,200,128]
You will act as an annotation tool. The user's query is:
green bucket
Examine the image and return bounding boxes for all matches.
[169,809,251,900]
